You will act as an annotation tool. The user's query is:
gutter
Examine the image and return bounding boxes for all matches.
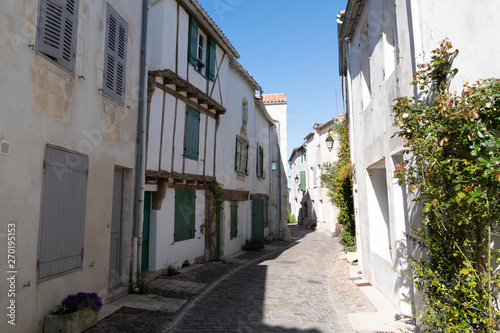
[133,0,149,280]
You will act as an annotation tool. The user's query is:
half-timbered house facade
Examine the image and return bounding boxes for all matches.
[143,0,287,270]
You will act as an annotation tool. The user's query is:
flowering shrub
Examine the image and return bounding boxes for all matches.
[393,39,500,332]
[53,292,103,315]
[320,115,355,246]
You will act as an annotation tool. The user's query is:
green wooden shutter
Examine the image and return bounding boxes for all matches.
[230,201,238,238]
[257,145,264,178]
[174,189,196,242]
[235,136,241,172]
[188,17,199,66]
[184,106,200,160]
[208,37,216,80]
[245,141,250,175]
[300,171,306,191]
[263,200,269,228]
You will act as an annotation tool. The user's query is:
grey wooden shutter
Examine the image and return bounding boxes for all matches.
[37,0,79,73]
[37,145,88,281]
[103,5,128,105]
[174,189,196,242]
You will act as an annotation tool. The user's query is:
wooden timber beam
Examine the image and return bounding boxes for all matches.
[149,69,226,114]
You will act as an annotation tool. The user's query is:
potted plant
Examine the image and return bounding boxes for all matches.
[44,292,103,333]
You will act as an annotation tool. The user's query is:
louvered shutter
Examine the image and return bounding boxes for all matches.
[103,5,128,105]
[184,106,200,160]
[300,171,306,191]
[37,0,79,73]
[37,145,88,281]
[263,200,269,228]
[208,37,216,80]
[174,189,196,242]
[235,136,242,172]
[230,201,238,238]
[188,17,199,66]
[245,141,249,175]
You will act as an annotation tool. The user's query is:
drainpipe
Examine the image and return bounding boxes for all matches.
[277,140,282,240]
[133,0,149,282]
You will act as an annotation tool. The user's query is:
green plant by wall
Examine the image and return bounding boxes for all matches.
[320,114,355,246]
[287,210,297,224]
[132,272,149,294]
[392,39,500,332]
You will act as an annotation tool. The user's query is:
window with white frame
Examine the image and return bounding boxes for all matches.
[188,16,216,80]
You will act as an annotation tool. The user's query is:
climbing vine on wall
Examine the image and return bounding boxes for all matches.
[392,39,500,332]
[320,114,355,246]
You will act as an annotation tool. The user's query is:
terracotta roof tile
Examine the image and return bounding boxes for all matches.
[261,93,287,103]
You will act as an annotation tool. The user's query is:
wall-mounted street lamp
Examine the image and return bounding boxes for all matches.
[295,175,300,185]
[326,136,334,151]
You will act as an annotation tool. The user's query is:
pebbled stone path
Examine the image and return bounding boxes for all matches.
[163,226,369,332]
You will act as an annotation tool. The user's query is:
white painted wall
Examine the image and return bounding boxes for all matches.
[0,1,142,332]
[146,0,276,268]
[264,101,288,177]
[340,0,500,315]
[150,188,206,270]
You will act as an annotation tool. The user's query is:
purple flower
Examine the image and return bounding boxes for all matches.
[53,292,103,315]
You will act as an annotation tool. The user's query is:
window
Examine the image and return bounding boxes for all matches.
[103,5,128,105]
[256,144,265,179]
[188,16,216,80]
[300,170,306,191]
[184,106,200,160]
[174,189,196,242]
[37,145,88,281]
[235,136,249,175]
[230,201,238,239]
[36,0,79,74]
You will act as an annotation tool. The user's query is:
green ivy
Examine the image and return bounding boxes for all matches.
[320,115,355,246]
[392,39,500,332]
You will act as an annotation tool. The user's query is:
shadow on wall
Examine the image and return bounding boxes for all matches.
[297,191,321,230]
[393,179,423,323]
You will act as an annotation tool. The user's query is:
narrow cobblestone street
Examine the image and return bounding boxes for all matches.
[164,226,365,332]
[89,225,414,333]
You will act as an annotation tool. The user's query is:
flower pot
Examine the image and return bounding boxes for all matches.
[44,307,99,333]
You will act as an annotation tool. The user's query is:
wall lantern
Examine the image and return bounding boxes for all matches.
[326,136,334,151]
[295,175,300,185]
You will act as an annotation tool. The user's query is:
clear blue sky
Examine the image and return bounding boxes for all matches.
[198,0,348,165]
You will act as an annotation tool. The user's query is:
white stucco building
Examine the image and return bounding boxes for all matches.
[143,0,288,271]
[288,116,341,233]
[338,0,500,315]
[0,1,144,332]
[262,93,288,176]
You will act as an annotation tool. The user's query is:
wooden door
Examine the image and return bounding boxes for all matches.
[108,169,123,289]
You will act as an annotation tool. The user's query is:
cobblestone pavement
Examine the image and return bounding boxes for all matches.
[87,225,411,333]
[162,226,370,332]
